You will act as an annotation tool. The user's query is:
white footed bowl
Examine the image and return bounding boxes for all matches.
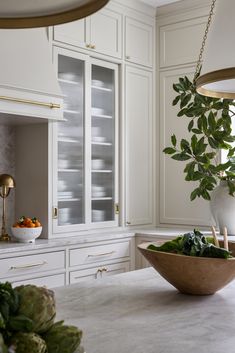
[11,226,42,243]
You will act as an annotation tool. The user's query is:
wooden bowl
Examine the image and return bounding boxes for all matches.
[138,241,235,295]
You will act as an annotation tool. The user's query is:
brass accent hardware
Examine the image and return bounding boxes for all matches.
[102,267,108,272]
[0,0,110,29]
[88,251,115,258]
[10,261,47,270]
[53,207,58,219]
[0,96,60,109]
[0,174,15,242]
[126,221,131,225]
[115,203,119,215]
[91,44,96,49]
[86,43,91,48]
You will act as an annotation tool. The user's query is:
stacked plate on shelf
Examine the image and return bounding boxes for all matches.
[92,209,106,222]
[92,185,106,198]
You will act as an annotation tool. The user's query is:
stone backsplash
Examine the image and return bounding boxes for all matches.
[0,125,15,234]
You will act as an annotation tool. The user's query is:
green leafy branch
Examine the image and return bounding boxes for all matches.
[163,76,235,200]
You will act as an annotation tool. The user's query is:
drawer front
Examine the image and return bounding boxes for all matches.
[70,261,130,284]
[0,251,65,279]
[12,273,65,288]
[69,241,130,267]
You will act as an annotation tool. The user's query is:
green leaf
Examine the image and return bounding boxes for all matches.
[163,147,176,155]
[8,315,34,332]
[208,137,218,149]
[190,189,199,201]
[191,128,202,134]
[180,94,191,108]
[188,119,194,132]
[201,189,211,200]
[172,95,181,106]
[172,153,191,161]
[171,134,177,147]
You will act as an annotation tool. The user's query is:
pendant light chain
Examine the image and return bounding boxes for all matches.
[194,0,217,83]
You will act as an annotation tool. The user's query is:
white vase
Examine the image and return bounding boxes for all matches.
[210,180,235,235]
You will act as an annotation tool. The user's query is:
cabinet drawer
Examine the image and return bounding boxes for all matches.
[0,251,65,279]
[69,241,130,267]
[70,261,130,284]
[12,273,65,288]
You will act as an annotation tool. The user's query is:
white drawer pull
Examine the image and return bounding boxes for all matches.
[87,251,116,258]
[10,261,48,270]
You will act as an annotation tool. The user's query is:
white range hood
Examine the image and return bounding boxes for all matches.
[0,28,63,122]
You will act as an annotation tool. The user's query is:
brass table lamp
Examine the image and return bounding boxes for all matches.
[0,174,15,242]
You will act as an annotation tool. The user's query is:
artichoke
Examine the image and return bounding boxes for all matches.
[43,321,82,353]
[15,285,56,334]
[10,333,47,353]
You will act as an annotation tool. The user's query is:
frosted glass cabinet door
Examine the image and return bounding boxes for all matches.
[52,48,119,235]
[53,48,89,232]
[91,60,118,226]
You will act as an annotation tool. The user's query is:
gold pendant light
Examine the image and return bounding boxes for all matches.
[196,0,235,99]
[0,0,110,29]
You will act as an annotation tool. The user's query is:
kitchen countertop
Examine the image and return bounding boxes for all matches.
[1,227,235,255]
[54,267,235,353]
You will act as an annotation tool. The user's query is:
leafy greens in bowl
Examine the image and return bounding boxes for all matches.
[147,229,231,259]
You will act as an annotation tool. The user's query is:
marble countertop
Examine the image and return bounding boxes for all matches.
[1,227,235,255]
[54,267,235,353]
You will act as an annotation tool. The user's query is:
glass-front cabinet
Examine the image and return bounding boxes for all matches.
[52,47,119,234]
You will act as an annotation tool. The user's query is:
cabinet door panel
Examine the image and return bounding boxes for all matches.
[53,19,89,49]
[90,8,122,58]
[125,66,153,226]
[125,17,153,67]
[159,17,207,68]
[159,67,213,226]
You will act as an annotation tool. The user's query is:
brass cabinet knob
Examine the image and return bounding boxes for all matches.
[91,44,96,49]
[126,55,130,60]
[126,221,131,225]
[86,43,91,48]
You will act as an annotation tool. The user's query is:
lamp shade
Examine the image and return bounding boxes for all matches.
[196,0,235,99]
[0,174,15,188]
[0,0,110,29]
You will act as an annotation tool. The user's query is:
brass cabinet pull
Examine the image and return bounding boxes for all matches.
[0,95,60,109]
[53,207,58,219]
[87,251,115,258]
[10,261,47,270]
[102,267,108,272]
[91,44,96,49]
[126,221,131,225]
[86,43,91,48]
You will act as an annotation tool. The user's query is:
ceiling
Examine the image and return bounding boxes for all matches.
[140,0,181,7]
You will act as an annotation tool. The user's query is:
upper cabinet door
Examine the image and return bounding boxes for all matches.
[53,19,90,49]
[125,17,153,68]
[89,7,122,59]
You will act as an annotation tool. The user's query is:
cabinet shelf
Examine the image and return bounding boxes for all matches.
[58,198,81,202]
[58,137,81,144]
[91,114,113,119]
[91,141,112,146]
[64,109,81,115]
[92,197,113,201]
[58,78,80,85]
[58,169,81,173]
[91,170,112,173]
[91,85,112,92]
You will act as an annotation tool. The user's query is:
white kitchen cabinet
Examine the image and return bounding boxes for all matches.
[52,47,119,235]
[53,4,122,59]
[53,19,89,50]
[69,261,130,284]
[125,16,153,68]
[159,67,213,226]
[159,17,207,68]
[0,249,66,288]
[125,65,153,227]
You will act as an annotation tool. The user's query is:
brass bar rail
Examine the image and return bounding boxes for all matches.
[0,95,60,109]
